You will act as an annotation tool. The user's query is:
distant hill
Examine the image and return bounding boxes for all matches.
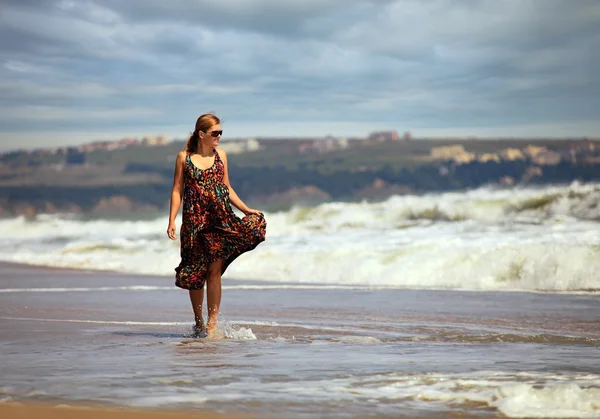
[1,137,599,218]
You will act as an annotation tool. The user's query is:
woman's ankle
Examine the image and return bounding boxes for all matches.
[207,316,218,330]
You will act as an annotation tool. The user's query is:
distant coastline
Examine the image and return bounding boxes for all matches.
[1,135,599,218]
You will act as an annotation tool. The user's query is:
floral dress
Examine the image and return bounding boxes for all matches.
[175,149,266,290]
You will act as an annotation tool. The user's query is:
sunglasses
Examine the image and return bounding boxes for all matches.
[207,130,223,137]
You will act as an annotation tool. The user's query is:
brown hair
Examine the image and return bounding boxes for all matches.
[185,113,221,153]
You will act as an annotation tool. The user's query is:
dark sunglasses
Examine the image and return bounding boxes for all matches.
[207,130,222,137]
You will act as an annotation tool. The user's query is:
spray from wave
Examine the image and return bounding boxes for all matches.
[1,182,599,292]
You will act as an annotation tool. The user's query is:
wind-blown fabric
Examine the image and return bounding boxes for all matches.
[175,149,266,290]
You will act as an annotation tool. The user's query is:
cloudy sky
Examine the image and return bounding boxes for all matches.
[1,0,599,149]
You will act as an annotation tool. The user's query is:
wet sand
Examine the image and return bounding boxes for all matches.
[0,403,487,419]
[0,403,250,419]
[1,262,599,418]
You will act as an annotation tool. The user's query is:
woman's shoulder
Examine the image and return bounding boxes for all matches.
[215,148,227,159]
[176,150,188,163]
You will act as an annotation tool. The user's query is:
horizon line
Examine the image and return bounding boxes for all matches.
[2,135,600,155]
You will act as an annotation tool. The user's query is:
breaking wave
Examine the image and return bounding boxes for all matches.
[1,182,599,292]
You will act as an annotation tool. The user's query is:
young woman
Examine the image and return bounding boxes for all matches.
[167,113,266,338]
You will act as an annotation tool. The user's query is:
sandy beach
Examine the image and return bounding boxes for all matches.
[0,403,250,419]
[1,262,599,418]
[0,403,484,419]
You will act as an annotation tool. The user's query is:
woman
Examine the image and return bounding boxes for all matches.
[167,113,266,338]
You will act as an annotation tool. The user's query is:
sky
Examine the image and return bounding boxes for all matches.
[1,0,599,150]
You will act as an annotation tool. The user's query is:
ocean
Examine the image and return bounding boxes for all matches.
[2,182,599,292]
[1,182,599,418]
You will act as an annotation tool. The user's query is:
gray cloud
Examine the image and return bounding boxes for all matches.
[98,0,359,39]
[0,0,599,148]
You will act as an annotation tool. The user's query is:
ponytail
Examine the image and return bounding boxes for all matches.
[185,130,199,154]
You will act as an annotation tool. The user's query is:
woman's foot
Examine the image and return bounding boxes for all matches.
[192,320,207,338]
[206,319,224,339]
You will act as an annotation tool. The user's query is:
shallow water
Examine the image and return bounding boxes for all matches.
[1,264,599,418]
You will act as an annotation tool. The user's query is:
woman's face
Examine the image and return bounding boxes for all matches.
[200,124,222,148]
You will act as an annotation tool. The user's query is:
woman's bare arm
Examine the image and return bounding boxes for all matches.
[218,148,260,215]
[167,151,186,239]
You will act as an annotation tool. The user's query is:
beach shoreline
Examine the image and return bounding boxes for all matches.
[1,260,598,295]
[0,402,489,419]
[0,402,253,419]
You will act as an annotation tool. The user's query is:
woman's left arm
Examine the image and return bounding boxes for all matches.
[218,148,262,216]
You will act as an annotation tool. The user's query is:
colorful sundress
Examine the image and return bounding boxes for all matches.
[175,149,266,290]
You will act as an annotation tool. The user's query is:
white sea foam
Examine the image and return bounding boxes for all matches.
[334,336,382,344]
[401,372,600,418]
[122,370,600,418]
[1,183,599,292]
[221,323,257,340]
[0,386,48,404]
[131,395,208,407]
[229,320,280,326]
[494,382,600,418]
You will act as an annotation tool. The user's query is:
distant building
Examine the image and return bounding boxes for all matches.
[297,137,349,154]
[478,153,501,163]
[453,152,476,164]
[430,145,476,165]
[367,131,400,142]
[431,145,464,159]
[246,138,261,152]
[522,145,548,159]
[585,140,595,152]
[532,150,561,166]
[76,135,169,153]
[219,138,262,155]
[323,136,349,151]
[499,148,525,161]
[141,135,168,146]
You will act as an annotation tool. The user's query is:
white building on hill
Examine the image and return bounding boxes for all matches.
[219,138,261,154]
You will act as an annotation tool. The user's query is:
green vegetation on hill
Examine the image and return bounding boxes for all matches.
[1,137,599,217]
[232,141,432,173]
[1,137,592,174]
[85,142,185,166]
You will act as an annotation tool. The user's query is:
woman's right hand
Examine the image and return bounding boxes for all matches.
[167,222,177,240]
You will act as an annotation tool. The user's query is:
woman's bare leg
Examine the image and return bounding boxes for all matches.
[206,259,223,337]
[189,288,205,330]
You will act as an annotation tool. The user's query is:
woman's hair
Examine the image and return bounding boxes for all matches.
[185,113,221,153]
